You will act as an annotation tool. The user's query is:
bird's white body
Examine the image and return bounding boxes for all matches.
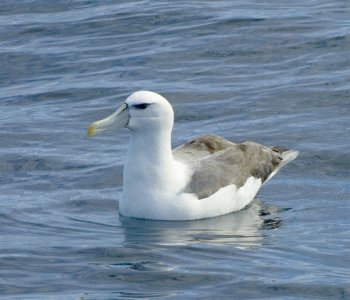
[88,91,298,220]
[120,119,262,220]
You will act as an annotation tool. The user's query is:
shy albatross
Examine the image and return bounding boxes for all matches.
[87,91,298,220]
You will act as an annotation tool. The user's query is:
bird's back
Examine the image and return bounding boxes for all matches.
[174,134,298,199]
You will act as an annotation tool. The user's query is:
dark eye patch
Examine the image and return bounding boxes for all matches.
[133,103,150,110]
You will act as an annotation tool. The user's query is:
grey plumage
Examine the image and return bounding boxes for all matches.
[174,135,297,199]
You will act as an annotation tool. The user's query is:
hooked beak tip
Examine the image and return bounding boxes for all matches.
[87,123,96,138]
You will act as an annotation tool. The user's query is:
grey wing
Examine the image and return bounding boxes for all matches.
[173,134,236,166]
[175,136,291,199]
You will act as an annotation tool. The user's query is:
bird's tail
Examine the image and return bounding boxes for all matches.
[281,149,299,166]
[264,149,299,184]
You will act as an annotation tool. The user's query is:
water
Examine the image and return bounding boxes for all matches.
[1,0,349,299]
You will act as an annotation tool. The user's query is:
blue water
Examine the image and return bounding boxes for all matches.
[1,1,349,299]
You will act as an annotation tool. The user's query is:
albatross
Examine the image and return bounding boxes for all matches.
[87,91,298,220]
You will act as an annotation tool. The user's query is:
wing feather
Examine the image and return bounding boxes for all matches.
[174,135,293,199]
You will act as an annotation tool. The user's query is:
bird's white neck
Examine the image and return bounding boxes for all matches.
[123,127,187,196]
[129,127,173,167]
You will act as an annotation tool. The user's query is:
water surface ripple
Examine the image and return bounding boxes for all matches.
[1,1,349,299]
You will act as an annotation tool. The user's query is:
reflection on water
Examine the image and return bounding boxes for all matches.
[120,200,282,249]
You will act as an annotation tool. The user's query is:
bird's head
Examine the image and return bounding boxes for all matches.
[87,91,174,137]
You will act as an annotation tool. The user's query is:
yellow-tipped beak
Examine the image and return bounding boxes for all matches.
[87,103,129,138]
[87,123,96,137]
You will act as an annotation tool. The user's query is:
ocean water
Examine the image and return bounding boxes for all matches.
[1,0,349,299]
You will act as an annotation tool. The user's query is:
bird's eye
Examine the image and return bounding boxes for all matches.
[133,103,150,110]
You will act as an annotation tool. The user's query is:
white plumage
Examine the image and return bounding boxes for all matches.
[88,91,298,220]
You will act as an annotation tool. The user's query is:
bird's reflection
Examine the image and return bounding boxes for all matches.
[119,199,283,249]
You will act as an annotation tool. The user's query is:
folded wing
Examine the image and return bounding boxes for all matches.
[174,135,297,199]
